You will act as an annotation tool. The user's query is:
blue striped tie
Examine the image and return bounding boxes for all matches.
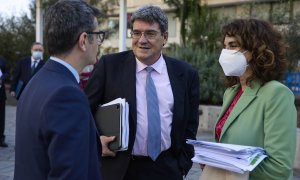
[145,67,161,161]
[31,60,37,75]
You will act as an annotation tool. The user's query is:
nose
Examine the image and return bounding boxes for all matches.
[138,33,148,43]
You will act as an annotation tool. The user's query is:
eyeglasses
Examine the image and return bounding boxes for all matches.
[130,30,161,40]
[87,31,106,44]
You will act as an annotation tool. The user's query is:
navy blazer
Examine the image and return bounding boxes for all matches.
[85,50,200,179]
[14,60,102,180]
[0,56,9,101]
[10,57,45,98]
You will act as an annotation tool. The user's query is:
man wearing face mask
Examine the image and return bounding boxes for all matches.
[10,42,45,99]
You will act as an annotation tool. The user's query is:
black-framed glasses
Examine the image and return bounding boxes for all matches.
[87,31,106,44]
[130,30,161,40]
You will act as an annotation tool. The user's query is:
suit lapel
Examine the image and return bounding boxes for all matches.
[217,85,240,121]
[26,58,32,77]
[122,52,137,120]
[120,52,137,148]
[165,57,185,133]
[36,60,43,70]
[219,81,262,140]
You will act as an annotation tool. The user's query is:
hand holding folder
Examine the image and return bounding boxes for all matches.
[95,98,129,151]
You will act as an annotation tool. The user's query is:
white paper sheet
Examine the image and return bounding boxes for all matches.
[187,139,267,174]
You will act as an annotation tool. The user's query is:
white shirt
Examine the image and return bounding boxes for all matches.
[132,55,174,156]
[50,56,80,83]
[31,57,40,68]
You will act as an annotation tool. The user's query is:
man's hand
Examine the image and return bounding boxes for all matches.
[10,91,16,97]
[100,136,116,157]
[200,164,205,171]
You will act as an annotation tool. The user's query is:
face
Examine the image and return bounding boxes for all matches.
[131,20,168,65]
[223,35,253,78]
[85,18,101,65]
[31,44,43,53]
[223,35,251,61]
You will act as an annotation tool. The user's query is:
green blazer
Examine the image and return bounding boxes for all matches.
[214,80,297,180]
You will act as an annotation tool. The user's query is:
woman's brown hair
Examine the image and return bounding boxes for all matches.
[221,19,288,87]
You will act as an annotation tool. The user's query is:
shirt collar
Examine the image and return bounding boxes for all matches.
[31,57,40,63]
[50,56,80,83]
[136,54,164,74]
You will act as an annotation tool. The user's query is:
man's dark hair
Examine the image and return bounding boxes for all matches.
[44,0,101,56]
[31,42,43,49]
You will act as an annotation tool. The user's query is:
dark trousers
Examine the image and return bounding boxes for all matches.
[124,150,183,180]
[0,100,5,139]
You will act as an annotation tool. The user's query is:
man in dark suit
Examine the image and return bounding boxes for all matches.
[14,0,104,179]
[10,42,45,99]
[0,55,9,147]
[85,5,200,180]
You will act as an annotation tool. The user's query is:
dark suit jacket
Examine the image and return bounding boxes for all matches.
[0,56,9,102]
[10,57,45,99]
[85,50,200,179]
[14,60,102,180]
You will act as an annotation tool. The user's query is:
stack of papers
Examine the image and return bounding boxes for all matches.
[95,98,129,151]
[187,139,267,174]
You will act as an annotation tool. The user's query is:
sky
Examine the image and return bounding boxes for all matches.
[0,0,31,19]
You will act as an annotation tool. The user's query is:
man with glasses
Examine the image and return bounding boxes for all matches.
[14,0,104,179]
[85,5,200,180]
[79,31,104,89]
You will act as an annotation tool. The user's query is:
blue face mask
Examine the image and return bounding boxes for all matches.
[32,51,43,60]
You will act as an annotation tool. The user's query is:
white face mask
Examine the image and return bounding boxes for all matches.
[32,51,43,60]
[218,49,248,77]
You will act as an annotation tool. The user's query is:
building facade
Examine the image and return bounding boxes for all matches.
[100,0,300,50]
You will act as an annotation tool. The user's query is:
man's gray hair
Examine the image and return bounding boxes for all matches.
[130,5,168,33]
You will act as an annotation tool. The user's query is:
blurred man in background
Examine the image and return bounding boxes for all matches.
[10,42,45,99]
[0,55,9,147]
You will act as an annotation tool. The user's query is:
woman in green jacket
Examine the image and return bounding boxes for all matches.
[203,19,297,180]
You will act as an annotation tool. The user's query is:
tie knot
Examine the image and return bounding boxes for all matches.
[146,66,154,73]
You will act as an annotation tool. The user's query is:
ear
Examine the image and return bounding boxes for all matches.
[78,32,88,52]
[163,31,168,46]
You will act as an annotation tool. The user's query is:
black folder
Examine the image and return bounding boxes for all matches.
[95,103,122,151]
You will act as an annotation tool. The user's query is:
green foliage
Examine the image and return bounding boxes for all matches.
[164,0,224,104]
[164,44,224,105]
[164,0,189,46]
[0,15,35,76]
[164,0,220,50]
[282,13,300,71]
[0,0,117,77]
[185,4,221,52]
